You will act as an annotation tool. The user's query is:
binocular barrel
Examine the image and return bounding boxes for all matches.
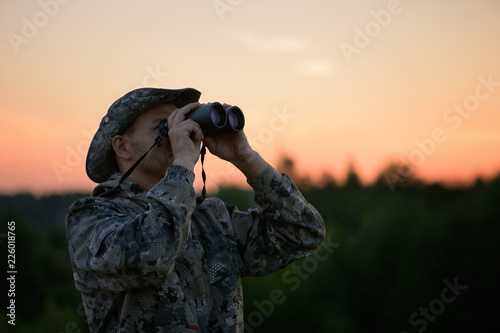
[225,105,245,133]
[159,102,245,136]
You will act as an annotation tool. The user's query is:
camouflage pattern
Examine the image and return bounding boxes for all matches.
[86,88,201,184]
[66,164,325,332]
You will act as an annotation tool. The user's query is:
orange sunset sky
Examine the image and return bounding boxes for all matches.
[1,0,500,196]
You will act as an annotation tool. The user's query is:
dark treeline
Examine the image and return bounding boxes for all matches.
[1,167,499,332]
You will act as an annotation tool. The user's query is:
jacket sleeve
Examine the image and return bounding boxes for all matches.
[232,165,326,276]
[65,165,196,291]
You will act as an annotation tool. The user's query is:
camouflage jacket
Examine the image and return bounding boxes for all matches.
[66,164,325,332]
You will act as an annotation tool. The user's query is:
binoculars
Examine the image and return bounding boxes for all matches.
[159,102,245,136]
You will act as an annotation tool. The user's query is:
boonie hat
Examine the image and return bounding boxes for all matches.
[86,87,201,183]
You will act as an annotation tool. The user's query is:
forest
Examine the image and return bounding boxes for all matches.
[1,165,499,332]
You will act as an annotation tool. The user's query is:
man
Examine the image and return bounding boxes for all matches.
[66,87,325,332]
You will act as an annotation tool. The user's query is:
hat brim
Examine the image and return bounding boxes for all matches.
[86,87,201,183]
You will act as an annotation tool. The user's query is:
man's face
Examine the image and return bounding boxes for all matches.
[123,103,177,182]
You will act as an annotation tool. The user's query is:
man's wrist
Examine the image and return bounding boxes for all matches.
[172,157,195,172]
[232,150,269,180]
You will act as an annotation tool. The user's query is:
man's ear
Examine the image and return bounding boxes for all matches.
[112,135,133,161]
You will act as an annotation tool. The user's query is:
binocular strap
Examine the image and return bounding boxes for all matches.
[196,142,207,205]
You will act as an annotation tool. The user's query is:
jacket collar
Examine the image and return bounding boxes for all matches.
[91,172,148,204]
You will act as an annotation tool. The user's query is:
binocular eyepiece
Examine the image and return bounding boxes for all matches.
[159,102,245,136]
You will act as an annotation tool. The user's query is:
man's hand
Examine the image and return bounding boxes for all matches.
[203,104,268,180]
[168,102,204,172]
